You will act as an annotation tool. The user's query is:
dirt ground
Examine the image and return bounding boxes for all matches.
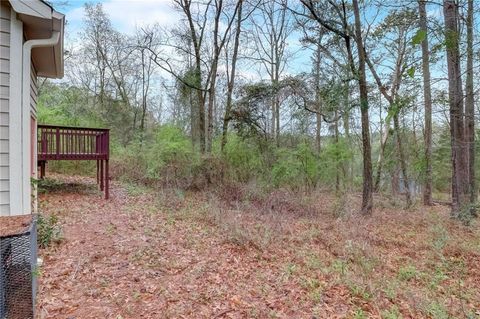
[35,175,480,319]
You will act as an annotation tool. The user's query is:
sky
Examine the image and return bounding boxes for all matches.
[52,1,452,128]
[56,1,448,101]
[58,0,313,80]
[62,0,181,35]
[58,0,444,78]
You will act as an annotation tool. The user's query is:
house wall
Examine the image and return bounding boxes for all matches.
[0,1,52,216]
[8,3,23,216]
[0,2,10,216]
[1,3,38,216]
[30,62,38,213]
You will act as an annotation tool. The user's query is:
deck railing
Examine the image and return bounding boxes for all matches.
[37,124,110,199]
[37,125,109,161]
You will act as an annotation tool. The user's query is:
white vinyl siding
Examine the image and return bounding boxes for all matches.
[0,1,10,215]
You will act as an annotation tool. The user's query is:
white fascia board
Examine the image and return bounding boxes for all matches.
[53,11,65,78]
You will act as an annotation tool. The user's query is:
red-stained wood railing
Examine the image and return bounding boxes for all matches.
[37,125,109,161]
[37,124,110,199]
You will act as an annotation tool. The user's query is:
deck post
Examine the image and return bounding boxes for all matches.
[105,159,109,199]
[55,128,60,160]
[100,160,104,191]
[96,160,99,184]
[41,131,47,155]
[40,161,46,179]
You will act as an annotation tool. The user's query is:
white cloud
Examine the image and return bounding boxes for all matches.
[65,0,181,35]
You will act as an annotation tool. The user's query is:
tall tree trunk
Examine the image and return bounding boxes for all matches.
[275,51,280,147]
[206,70,217,153]
[190,92,197,147]
[206,0,223,153]
[419,0,433,206]
[391,166,400,196]
[374,117,391,192]
[315,111,321,153]
[196,73,206,153]
[343,82,353,189]
[270,44,276,141]
[183,1,206,153]
[275,96,280,146]
[334,109,340,193]
[394,113,412,207]
[186,39,198,148]
[353,0,373,215]
[465,0,476,214]
[314,41,322,153]
[140,49,148,133]
[221,0,243,152]
[444,0,469,217]
[273,63,280,147]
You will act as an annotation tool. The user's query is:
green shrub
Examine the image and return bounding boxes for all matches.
[271,147,302,188]
[318,138,353,188]
[296,142,320,188]
[37,214,62,248]
[148,125,194,168]
[37,178,64,194]
[146,125,198,185]
[111,141,149,183]
[271,142,320,189]
[222,134,263,182]
[112,125,199,186]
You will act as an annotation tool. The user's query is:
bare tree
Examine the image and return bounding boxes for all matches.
[221,0,245,151]
[250,0,294,146]
[205,0,242,152]
[144,0,241,153]
[465,0,476,214]
[419,0,433,206]
[365,9,417,207]
[443,0,469,217]
[300,0,373,214]
[135,29,156,134]
[352,0,373,214]
[313,31,324,154]
[296,12,330,154]
[82,3,111,108]
[81,3,142,144]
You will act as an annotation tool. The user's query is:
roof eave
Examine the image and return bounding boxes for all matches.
[9,0,65,79]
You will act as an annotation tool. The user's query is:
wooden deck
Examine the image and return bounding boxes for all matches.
[37,124,110,199]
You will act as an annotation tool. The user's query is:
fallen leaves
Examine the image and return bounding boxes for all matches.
[35,174,480,318]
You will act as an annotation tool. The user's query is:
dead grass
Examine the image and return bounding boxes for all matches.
[36,175,480,318]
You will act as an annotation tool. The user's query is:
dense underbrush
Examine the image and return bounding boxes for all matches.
[108,126,355,192]
[46,125,356,192]
[125,177,480,318]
